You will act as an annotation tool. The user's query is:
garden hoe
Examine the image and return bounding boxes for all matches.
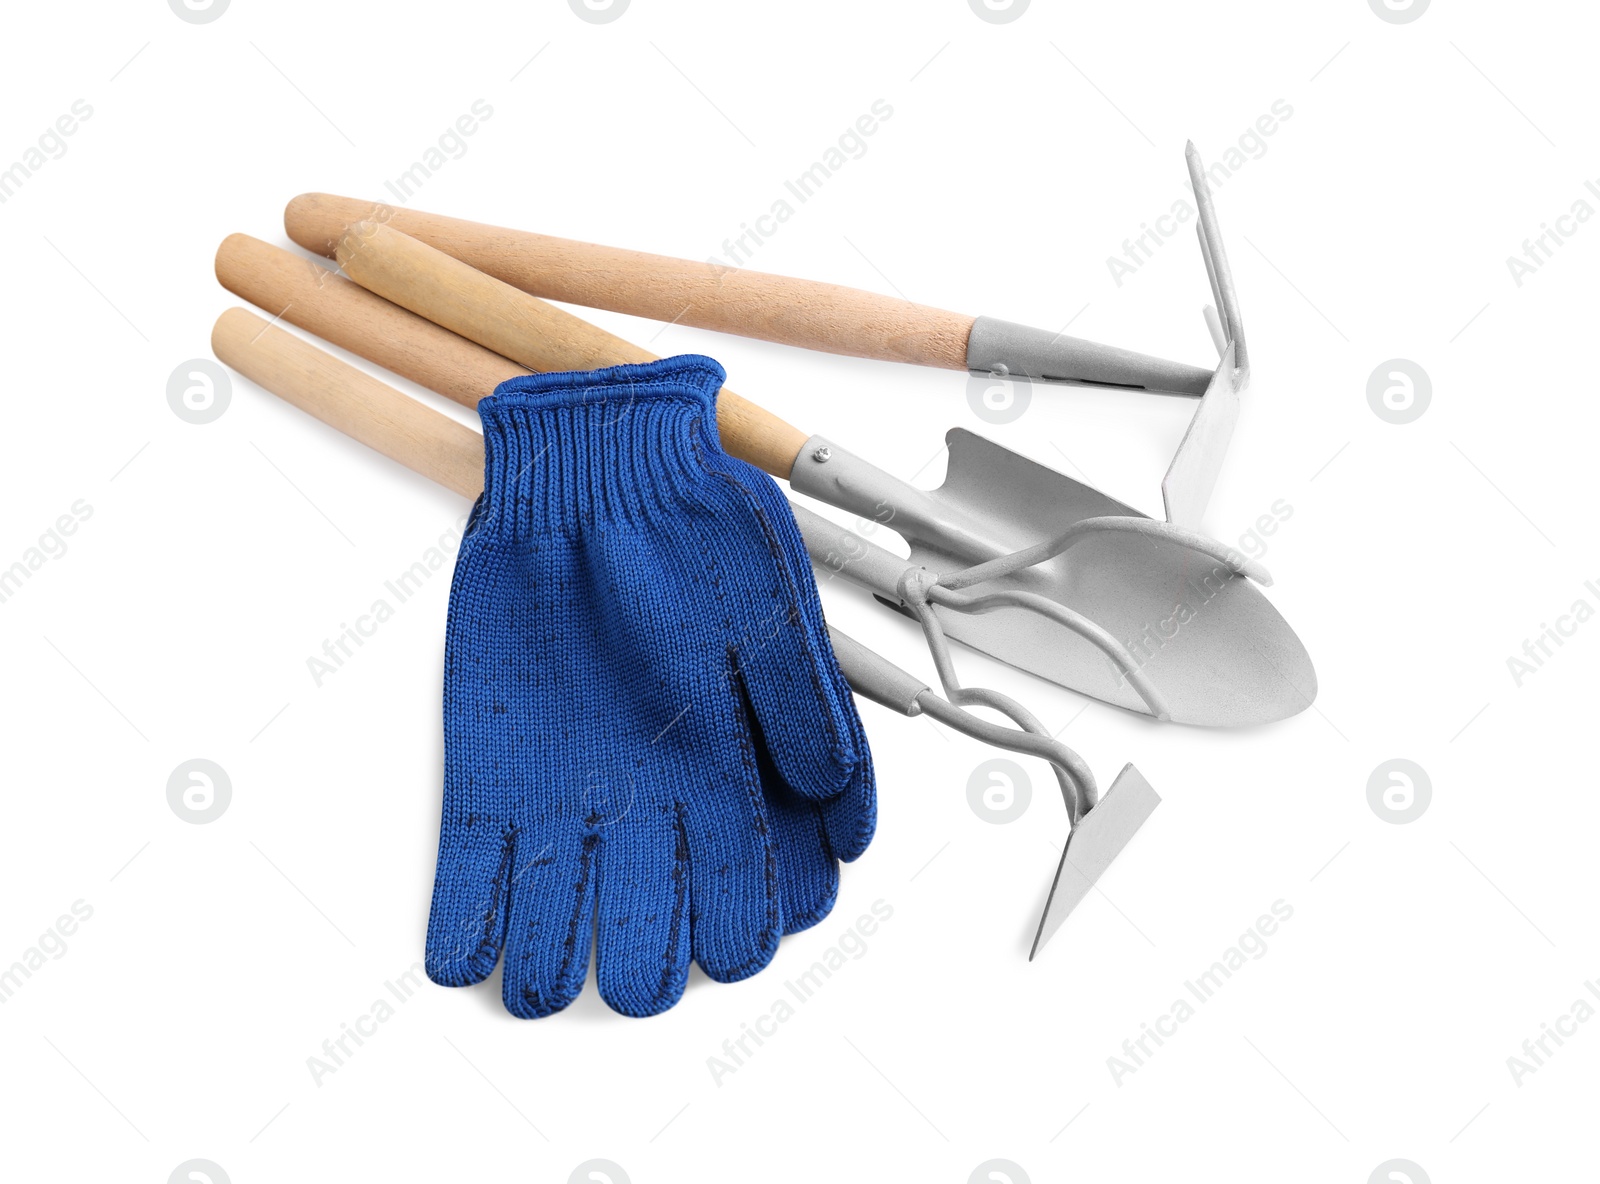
[284,162,1218,397]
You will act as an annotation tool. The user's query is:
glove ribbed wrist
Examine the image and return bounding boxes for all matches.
[477,357,727,533]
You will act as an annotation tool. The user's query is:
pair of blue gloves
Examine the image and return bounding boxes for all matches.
[424,356,876,1018]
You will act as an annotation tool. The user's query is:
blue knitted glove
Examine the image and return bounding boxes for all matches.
[427,355,875,1018]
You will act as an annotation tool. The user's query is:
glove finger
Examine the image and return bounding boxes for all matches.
[685,738,783,983]
[766,743,875,935]
[734,613,862,801]
[748,668,875,883]
[700,456,863,801]
[595,802,693,1018]
[425,818,517,987]
[768,802,838,935]
[500,819,598,1019]
[818,720,877,864]
[756,734,840,936]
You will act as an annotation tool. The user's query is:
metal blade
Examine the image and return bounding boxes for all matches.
[1030,764,1160,958]
[1161,141,1250,529]
[1162,340,1242,531]
[907,428,1316,727]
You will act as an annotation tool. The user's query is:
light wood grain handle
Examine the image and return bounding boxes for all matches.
[285,192,975,370]
[214,234,806,481]
[211,307,484,499]
[333,219,809,479]
[215,233,528,409]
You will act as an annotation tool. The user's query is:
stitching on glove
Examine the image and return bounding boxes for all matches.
[519,832,599,1018]
[709,645,782,981]
[465,823,518,977]
[653,802,692,1006]
[737,663,839,934]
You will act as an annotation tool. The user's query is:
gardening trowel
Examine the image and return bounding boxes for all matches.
[216,224,1313,727]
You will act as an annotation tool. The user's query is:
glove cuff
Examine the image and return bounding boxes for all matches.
[476,355,728,530]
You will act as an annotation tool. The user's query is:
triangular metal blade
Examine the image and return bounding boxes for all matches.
[1031,764,1160,958]
[1162,341,1242,530]
[1162,141,1250,530]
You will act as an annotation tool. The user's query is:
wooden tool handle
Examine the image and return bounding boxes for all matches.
[285,192,975,370]
[333,219,809,479]
[215,233,528,409]
[211,307,483,499]
[215,234,806,480]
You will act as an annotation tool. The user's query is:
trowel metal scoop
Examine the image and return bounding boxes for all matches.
[788,427,1312,727]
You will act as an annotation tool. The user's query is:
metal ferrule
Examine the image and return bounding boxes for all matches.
[965,316,1213,395]
[789,436,1006,569]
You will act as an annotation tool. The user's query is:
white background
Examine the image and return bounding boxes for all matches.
[2,0,1595,1180]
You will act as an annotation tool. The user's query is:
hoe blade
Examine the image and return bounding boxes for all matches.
[1031,764,1161,958]
[1162,342,1243,531]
